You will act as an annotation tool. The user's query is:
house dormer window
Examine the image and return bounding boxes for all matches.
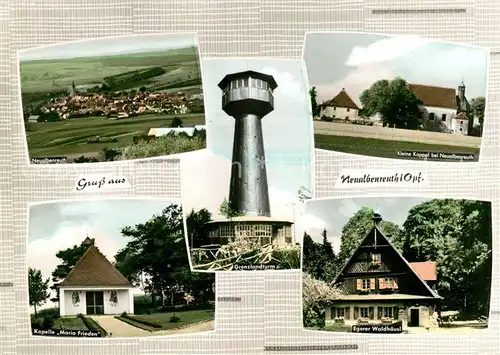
[371,253,381,265]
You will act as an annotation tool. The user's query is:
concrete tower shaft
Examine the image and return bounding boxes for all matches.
[218,70,278,217]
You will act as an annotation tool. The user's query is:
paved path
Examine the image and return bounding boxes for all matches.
[91,316,213,337]
[90,315,150,337]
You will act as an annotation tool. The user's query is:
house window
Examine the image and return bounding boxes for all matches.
[371,253,381,264]
[460,128,463,131]
[362,279,370,290]
[383,307,394,318]
[442,114,446,121]
[429,113,435,120]
[460,121,463,125]
[333,106,336,110]
[360,307,369,318]
[335,307,345,318]
[345,116,349,120]
[346,108,350,112]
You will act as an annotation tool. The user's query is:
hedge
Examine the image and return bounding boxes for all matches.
[77,314,108,337]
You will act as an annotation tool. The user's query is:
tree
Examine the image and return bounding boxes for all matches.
[302,231,337,282]
[470,96,486,136]
[170,117,183,128]
[50,242,92,304]
[309,87,321,118]
[114,204,215,309]
[298,186,312,201]
[302,272,341,328]
[219,197,243,218]
[185,208,212,248]
[337,207,401,268]
[394,199,492,317]
[360,77,423,129]
[28,267,50,318]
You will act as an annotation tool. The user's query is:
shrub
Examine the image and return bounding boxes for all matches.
[103,148,122,161]
[270,243,301,269]
[146,309,152,315]
[87,135,118,144]
[77,314,107,337]
[320,115,334,122]
[74,155,99,163]
[169,315,181,323]
[42,316,54,329]
[121,311,127,317]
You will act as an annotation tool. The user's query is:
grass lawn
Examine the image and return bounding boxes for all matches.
[20,47,202,96]
[122,309,213,331]
[26,113,205,158]
[314,134,480,161]
[52,317,89,331]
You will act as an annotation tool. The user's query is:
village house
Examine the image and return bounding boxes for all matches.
[325,211,442,331]
[408,81,470,135]
[38,86,202,121]
[319,88,359,120]
[58,237,134,316]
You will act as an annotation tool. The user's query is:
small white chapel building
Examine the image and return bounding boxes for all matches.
[58,237,134,316]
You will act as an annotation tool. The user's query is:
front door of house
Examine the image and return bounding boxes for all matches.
[86,291,104,315]
[409,308,419,327]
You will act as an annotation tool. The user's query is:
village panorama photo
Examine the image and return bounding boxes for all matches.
[181,58,314,272]
[18,33,206,164]
[304,32,489,162]
[301,197,492,334]
[26,199,215,338]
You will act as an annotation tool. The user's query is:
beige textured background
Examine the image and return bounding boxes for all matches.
[0,1,498,355]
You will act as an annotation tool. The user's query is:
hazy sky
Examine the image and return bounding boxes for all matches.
[203,58,314,159]
[300,197,432,252]
[27,199,177,308]
[303,32,489,105]
[19,34,197,61]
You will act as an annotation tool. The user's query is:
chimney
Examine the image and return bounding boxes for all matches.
[218,70,278,217]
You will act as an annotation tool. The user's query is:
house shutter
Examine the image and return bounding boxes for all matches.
[345,307,351,320]
[354,307,359,319]
[393,278,399,289]
[379,278,385,290]
[370,278,376,290]
[369,307,374,320]
[393,307,399,320]
[330,307,335,320]
[377,306,383,319]
[356,279,362,290]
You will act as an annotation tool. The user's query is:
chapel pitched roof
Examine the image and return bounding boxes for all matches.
[408,83,457,109]
[59,238,133,288]
[454,112,469,120]
[322,88,359,110]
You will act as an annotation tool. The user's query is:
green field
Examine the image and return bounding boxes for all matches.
[314,134,480,161]
[20,47,203,107]
[26,113,205,160]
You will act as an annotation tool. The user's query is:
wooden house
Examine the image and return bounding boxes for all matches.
[325,211,442,329]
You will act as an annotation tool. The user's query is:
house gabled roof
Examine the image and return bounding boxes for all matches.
[321,88,359,110]
[408,83,457,110]
[59,238,133,288]
[332,223,441,299]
